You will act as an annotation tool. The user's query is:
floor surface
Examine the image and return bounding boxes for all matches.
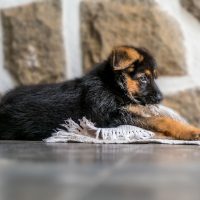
[0,142,200,200]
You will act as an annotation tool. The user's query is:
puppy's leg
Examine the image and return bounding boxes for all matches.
[146,117,200,140]
[125,105,200,140]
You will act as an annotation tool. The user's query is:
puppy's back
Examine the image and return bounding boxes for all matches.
[0,79,83,140]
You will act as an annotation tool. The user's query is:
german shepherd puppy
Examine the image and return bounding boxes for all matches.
[0,46,200,140]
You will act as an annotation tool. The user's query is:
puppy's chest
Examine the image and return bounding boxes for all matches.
[121,104,160,118]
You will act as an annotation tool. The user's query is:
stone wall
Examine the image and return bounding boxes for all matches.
[0,0,82,92]
[0,0,200,126]
[2,0,65,85]
[81,0,186,76]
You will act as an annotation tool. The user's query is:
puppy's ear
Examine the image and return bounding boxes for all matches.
[109,46,143,71]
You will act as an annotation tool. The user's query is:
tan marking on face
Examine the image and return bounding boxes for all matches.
[145,69,151,76]
[127,67,134,73]
[125,74,139,95]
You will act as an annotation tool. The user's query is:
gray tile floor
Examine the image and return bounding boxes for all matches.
[0,142,200,200]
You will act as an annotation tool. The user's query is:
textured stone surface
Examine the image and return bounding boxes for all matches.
[1,0,65,85]
[163,89,200,127]
[81,0,187,75]
[181,0,200,21]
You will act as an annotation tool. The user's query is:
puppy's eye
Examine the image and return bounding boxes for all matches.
[139,75,148,84]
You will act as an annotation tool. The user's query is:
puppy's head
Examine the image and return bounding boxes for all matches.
[109,46,163,105]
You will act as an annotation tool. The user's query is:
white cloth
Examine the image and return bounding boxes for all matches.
[44,105,200,145]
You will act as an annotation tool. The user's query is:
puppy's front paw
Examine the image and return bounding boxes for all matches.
[191,130,200,140]
[183,129,200,140]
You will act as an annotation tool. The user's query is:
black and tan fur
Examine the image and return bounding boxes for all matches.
[0,45,200,140]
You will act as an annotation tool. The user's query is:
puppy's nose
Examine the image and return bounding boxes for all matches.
[156,93,163,102]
